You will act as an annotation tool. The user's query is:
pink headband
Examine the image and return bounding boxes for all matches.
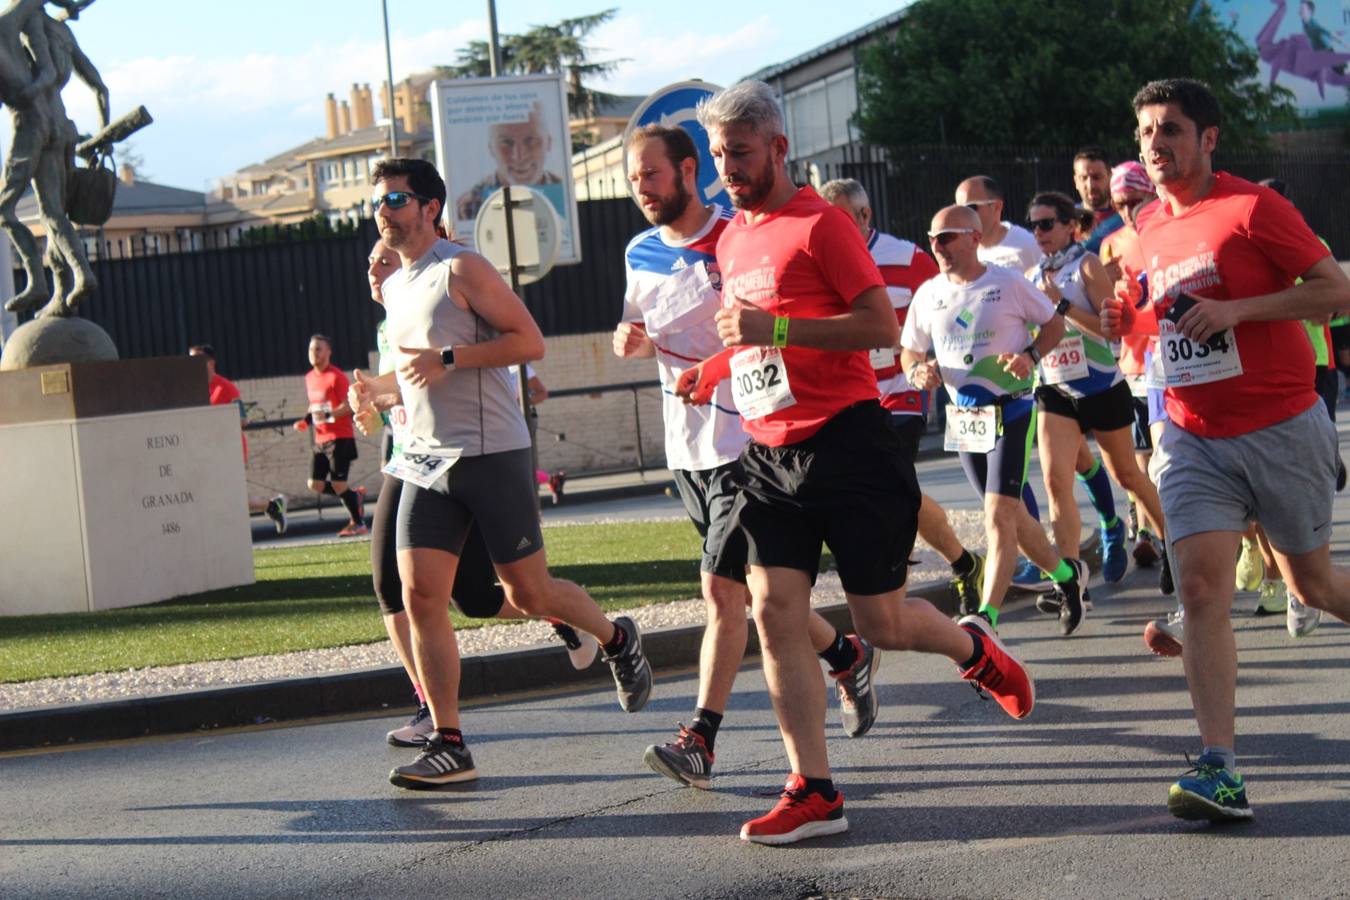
[1110,161,1154,198]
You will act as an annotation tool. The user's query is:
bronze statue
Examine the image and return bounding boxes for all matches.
[0,0,146,320]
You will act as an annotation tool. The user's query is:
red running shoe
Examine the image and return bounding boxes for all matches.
[957,615,1034,719]
[739,774,848,845]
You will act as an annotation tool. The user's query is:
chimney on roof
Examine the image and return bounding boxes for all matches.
[338,100,352,135]
[119,163,135,185]
[325,93,338,139]
[352,83,374,130]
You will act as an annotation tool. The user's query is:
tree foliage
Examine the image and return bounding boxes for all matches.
[856,0,1297,152]
[438,9,626,125]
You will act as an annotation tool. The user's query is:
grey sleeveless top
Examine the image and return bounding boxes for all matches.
[382,239,531,458]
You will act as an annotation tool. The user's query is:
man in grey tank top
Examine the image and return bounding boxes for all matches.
[351,158,653,789]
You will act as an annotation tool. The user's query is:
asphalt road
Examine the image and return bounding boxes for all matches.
[5,423,1350,899]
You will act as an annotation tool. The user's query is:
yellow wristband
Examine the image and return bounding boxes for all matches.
[772,316,789,348]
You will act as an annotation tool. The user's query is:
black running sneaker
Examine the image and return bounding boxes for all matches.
[1159,548,1175,595]
[1056,559,1089,636]
[386,704,433,747]
[602,616,652,712]
[644,724,714,789]
[950,552,986,618]
[831,635,880,738]
[389,732,477,788]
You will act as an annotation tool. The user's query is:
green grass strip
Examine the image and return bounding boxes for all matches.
[0,521,704,684]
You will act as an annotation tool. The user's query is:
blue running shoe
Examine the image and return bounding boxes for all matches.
[1101,519,1128,583]
[1167,752,1254,822]
[1012,557,1054,593]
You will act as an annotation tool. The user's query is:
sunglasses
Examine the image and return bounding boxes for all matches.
[372,190,431,211]
[927,228,976,246]
[964,200,998,211]
[1028,216,1068,232]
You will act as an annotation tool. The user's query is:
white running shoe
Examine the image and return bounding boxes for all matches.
[1287,594,1321,638]
[551,622,600,669]
[1144,607,1184,657]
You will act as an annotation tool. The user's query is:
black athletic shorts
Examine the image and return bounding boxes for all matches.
[396,447,542,565]
[717,400,920,596]
[311,437,358,483]
[887,413,926,465]
[1035,380,1135,434]
[371,473,505,617]
[673,462,747,582]
[959,406,1036,500]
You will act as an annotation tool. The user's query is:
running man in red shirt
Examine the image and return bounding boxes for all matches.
[677,80,1033,846]
[293,334,365,536]
[1102,78,1350,822]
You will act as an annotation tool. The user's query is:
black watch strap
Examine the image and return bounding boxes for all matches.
[1055,298,1071,316]
[1025,345,1042,365]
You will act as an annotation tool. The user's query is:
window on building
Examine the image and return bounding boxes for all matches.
[784,68,858,157]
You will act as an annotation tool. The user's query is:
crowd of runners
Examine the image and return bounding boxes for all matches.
[239,74,1350,846]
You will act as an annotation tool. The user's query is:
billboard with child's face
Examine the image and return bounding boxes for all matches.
[430,73,580,263]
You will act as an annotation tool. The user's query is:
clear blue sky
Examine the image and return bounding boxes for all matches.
[26,0,908,193]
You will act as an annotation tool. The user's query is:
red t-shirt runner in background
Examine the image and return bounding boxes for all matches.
[1137,172,1329,438]
[716,186,885,446]
[305,365,353,443]
[207,373,248,462]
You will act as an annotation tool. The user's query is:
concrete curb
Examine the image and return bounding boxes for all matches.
[2,529,1101,753]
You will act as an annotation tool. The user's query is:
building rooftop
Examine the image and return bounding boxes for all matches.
[742,9,908,83]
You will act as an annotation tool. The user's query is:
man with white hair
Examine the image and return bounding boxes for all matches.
[819,177,987,617]
[677,81,1033,846]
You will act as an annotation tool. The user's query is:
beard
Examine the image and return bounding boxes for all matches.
[725,164,775,210]
[642,179,692,226]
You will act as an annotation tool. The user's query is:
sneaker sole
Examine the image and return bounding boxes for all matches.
[389,767,479,789]
[1167,786,1253,822]
[740,815,849,845]
[1143,623,1182,657]
[567,636,600,670]
[643,745,711,790]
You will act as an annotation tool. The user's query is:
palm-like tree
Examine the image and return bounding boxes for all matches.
[440,8,625,124]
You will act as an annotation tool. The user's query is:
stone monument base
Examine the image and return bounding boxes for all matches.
[0,316,119,371]
[0,358,254,616]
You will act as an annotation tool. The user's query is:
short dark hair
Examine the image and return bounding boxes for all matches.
[1073,145,1109,166]
[1028,190,1077,223]
[371,157,447,218]
[1132,78,1221,136]
[1258,177,1287,197]
[310,333,333,349]
[973,175,1003,200]
[188,343,215,360]
[628,124,699,179]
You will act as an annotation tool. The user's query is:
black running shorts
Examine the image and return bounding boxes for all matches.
[717,400,920,596]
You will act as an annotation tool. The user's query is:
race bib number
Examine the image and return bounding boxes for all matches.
[869,347,897,370]
[1143,350,1166,391]
[308,401,335,424]
[1038,330,1088,385]
[945,405,998,453]
[387,404,409,438]
[1157,323,1241,387]
[382,449,461,489]
[730,347,796,419]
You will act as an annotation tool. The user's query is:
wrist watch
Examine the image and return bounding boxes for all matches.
[1055,298,1071,317]
[439,347,456,371]
[1025,345,1042,365]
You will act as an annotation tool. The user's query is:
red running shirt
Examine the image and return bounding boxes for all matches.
[207,373,247,462]
[305,365,353,443]
[1137,173,1328,437]
[870,231,939,414]
[716,186,885,445]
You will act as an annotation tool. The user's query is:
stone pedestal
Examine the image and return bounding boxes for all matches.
[0,358,254,616]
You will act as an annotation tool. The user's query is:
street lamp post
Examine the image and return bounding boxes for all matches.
[381,0,400,159]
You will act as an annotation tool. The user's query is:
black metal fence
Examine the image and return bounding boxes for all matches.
[809,142,1350,255]
[18,143,1348,378]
